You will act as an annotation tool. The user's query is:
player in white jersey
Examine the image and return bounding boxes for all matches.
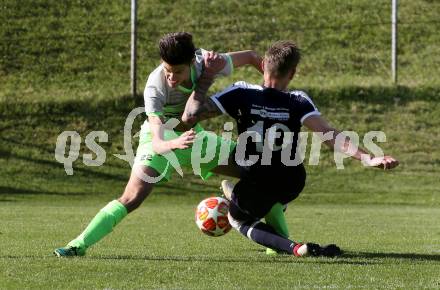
[54,32,262,257]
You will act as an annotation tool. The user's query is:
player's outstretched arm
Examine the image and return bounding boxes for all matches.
[149,115,196,154]
[228,50,263,73]
[303,115,399,170]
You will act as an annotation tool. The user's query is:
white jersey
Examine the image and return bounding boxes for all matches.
[143,48,233,121]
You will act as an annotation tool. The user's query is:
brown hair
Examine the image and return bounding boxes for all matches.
[264,41,301,77]
[159,32,196,65]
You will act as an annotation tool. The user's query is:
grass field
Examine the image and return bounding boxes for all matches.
[2,0,440,102]
[1,194,440,289]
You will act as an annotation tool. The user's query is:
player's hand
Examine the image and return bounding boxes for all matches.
[170,129,196,150]
[203,50,226,77]
[365,155,399,170]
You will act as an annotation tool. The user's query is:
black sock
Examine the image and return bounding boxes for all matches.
[239,221,296,254]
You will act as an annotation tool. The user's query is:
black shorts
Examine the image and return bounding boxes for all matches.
[229,166,306,220]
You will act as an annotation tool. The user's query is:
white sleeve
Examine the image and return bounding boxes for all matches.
[196,49,233,78]
[143,67,167,115]
[215,53,233,77]
[144,85,165,115]
[290,90,321,124]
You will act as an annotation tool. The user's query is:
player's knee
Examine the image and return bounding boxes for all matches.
[227,212,243,230]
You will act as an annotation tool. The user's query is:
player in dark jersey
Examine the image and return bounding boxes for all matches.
[182,41,399,257]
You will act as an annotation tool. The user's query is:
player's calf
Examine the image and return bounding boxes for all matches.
[119,166,158,212]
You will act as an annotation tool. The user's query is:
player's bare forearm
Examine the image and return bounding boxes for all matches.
[317,128,399,169]
[304,115,399,169]
[149,115,174,154]
[228,50,263,74]
[337,135,399,169]
[193,98,223,122]
[182,72,221,125]
[304,115,367,159]
[149,115,195,154]
[182,72,213,125]
[149,116,169,154]
[322,129,369,161]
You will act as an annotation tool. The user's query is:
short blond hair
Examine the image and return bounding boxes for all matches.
[264,41,301,77]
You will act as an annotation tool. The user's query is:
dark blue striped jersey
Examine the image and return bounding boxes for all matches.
[210,81,320,182]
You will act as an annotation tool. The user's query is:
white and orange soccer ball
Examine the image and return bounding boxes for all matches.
[195,196,232,237]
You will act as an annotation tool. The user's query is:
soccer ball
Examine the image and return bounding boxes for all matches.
[195,196,232,237]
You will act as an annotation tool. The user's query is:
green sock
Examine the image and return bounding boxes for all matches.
[264,202,289,238]
[68,200,127,251]
[264,203,289,255]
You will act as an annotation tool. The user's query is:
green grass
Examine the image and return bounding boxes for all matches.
[1,196,440,289]
[1,0,440,102]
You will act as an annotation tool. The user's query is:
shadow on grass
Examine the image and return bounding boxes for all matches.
[0,94,142,118]
[6,151,128,182]
[1,136,130,171]
[3,251,439,265]
[5,250,440,265]
[0,186,89,197]
[81,254,376,265]
[1,151,220,198]
[0,197,17,202]
[1,139,221,196]
[0,254,375,265]
[307,85,440,107]
[343,251,440,262]
[86,249,440,264]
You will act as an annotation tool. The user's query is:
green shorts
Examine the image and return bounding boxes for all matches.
[134,122,236,182]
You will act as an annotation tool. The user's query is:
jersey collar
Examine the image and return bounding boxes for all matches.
[177,65,197,94]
